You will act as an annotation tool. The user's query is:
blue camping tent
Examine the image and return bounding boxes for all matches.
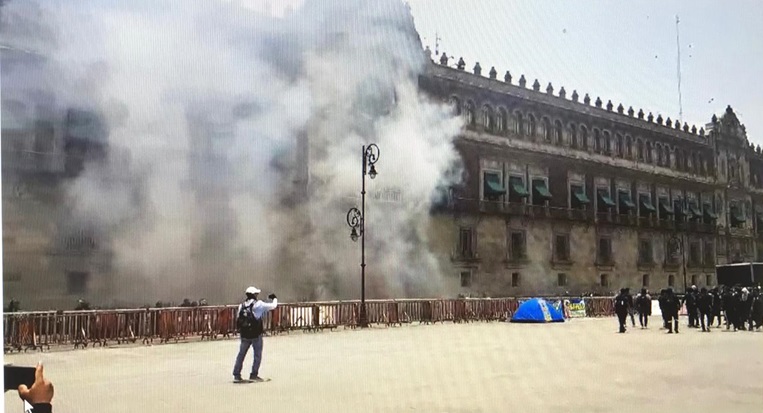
[510,298,565,323]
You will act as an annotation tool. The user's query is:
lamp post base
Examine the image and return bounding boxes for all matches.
[359,304,369,328]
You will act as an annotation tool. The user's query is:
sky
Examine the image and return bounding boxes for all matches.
[407,0,763,145]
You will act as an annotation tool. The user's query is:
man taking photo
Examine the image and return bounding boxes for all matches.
[232,286,278,383]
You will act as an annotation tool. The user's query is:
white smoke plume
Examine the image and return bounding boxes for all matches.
[2,0,463,306]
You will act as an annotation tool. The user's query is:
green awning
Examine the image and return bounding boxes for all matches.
[659,200,674,215]
[703,203,717,220]
[573,190,590,205]
[484,173,506,197]
[674,201,687,217]
[509,177,529,198]
[639,196,656,213]
[730,208,745,225]
[618,191,636,210]
[598,191,615,207]
[688,204,702,219]
[532,181,552,201]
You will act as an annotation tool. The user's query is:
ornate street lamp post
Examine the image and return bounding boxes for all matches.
[346,144,379,328]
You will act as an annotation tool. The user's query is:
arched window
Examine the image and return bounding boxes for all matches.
[497,108,507,133]
[515,112,524,135]
[698,154,705,175]
[693,152,700,174]
[482,105,494,131]
[604,131,612,155]
[656,143,663,165]
[554,120,563,145]
[528,114,536,137]
[616,134,623,157]
[664,146,671,167]
[580,126,589,150]
[645,141,653,163]
[594,129,601,153]
[569,124,578,148]
[675,148,684,171]
[464,101,476,126]
[543,117,552,142]
[449,96,461,116]
[636,139,644,161]
[626,135,633,159]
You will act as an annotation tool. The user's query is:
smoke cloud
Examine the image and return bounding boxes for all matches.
[2,0,462,306]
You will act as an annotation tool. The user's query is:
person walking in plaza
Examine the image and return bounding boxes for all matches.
[635,288,651,328]
[625,288,636,327]
[684,285,699,328]
[614,288,629,333]
[232,286,278,383]
[658,289,669,329]
[710,286,723,328]
[664,288,681,334]
[697,287,714,332]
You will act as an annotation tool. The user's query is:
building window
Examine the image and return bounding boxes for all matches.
[598,237,612,265]
[449,97,461,116]
[482,105,494,131]
[689,241,701,266]
[497,108,507,132]
[691,274,699,286]
[570,184,589,210]
[615,134,623,157]
[67,271,90,295]
[600,273,610,287]
[458,228,474,259]
[638,239,653,265]
[543,117,552,141]
[528,115,536,137]
[516,112,524,135]
[642,274,650,287]
[531,178,552,206]
[580,126,588,150]
[594,129,602,153]
[508,176,529,203]
[604,131,612,154]
[554,120,563,144]
[555,234,570,262]
[706,274,713,286]
[597,188,615,213]
[704,240,715,266]
[668,274,675,287]
[570,124,578,148]
[465,101,475,126]
[460,271,472,287]
[558,273,568,287]
[626,136,633,158]
[637,140,644,161]
[512,272,520,287]
[483,171,505,201]
[645,141,653,163]
[666,238,681,265]
[509,230,527,260]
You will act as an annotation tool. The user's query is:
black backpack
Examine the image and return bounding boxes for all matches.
[237,303,259,335]
[615,295,628,310]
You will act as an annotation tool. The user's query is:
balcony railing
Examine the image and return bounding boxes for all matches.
[452,197,718,234]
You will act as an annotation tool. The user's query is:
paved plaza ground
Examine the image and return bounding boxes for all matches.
[4,318,762,413]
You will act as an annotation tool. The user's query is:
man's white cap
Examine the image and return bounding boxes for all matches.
[246,286,261,295]
[742,287,749,293]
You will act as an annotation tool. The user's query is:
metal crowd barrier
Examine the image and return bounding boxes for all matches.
[3,297,615,352]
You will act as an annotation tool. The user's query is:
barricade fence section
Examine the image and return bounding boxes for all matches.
[3,297,615,352]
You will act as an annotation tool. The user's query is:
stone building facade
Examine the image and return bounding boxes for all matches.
[422,57,763,297]
[2,46,114,310]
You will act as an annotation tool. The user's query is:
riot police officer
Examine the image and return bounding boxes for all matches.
[697,287,713,332]
[614,288,630,333]
[664,288,681,334]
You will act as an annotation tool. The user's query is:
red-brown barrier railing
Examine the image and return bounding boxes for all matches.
[3,297,615,352]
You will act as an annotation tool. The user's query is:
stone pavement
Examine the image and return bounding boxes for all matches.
[4,318,762,413]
